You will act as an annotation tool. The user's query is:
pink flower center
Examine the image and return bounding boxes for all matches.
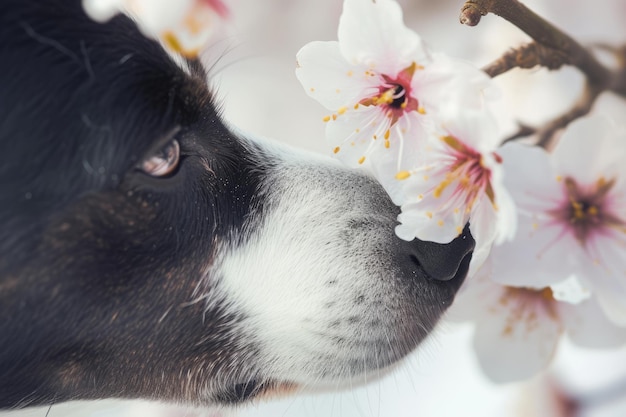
[433,136,499,211]
[359,62,421,125]
[549,177,624,245]
[498,287,559,335]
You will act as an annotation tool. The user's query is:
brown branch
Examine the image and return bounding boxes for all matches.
[460,0,626,149]
[482,42,568,77]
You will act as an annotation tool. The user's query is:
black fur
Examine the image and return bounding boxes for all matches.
[0,0,264,407]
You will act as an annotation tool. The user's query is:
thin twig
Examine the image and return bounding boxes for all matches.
[482,42,568,77]
[501,122,535,145]
[535,83,601,149]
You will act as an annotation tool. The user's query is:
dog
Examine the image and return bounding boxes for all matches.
[0,0,474,409]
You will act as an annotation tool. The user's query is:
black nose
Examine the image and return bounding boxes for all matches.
[408,224,475,281]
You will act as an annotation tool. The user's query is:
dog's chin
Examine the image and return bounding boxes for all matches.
[213,380,296,404]
[214,366,397,405]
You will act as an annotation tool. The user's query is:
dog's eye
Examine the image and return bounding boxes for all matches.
[139,139,180,177]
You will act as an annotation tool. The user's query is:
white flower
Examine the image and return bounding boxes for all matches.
[295,0,492,170]
[449,262,626,383]
[392,110,517,275]
[295,0,504,275]
[83,0,228,57]
[493,114,626,326]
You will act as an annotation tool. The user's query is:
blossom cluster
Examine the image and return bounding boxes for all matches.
[82,0,228,57]
[296,0,626,382]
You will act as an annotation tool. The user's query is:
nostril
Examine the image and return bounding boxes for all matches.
[407,224,475,281]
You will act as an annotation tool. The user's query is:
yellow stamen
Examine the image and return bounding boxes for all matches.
[384,130,390,140]
[441,135,466,153]
[433,176,454,198]
[162,32,200,58]
[395,171,411,180]
[333,147,340,154]
[358,156,366,165]
[337,106,347,115]
[485,183,497,206]
[377,89,395,105]
[322,115,331,122]
[540,288,554,301]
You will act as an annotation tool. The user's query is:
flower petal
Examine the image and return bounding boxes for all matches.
[499,142,560,212]
[468,199,499,276]
[396,184,468,244]
[491,214,580,288]
[489,163,517,245]
[417,55,495,135]
[473,309,561,383]
[438,108,499,153]
[370,119,431,204]
[451,268,562,383]
[83,0,125,22]
[553,115,626,185]
[324,106,388,167]
[576,227,626,298]
[596,290,626,327]
[296,41,377,111]
[560,295,626,347]
[338,0,426,74]
[550,276,591,304]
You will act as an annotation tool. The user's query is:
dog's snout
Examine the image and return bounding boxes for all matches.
[407,224,475,282]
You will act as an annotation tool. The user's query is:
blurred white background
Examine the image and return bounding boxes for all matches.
[3,0,626,416]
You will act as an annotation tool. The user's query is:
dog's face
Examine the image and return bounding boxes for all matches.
[0,0,474,408]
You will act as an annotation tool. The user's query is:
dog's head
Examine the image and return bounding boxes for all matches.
[0,0,474,408]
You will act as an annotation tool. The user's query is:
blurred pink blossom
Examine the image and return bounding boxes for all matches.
[450,262,626,383]
[493,114,626,326]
